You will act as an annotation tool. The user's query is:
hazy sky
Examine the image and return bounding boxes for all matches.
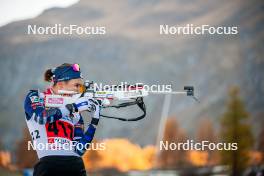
[0,0,79,26]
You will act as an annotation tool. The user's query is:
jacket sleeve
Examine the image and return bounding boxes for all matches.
[73,116,98,156]
[24,90,68,125]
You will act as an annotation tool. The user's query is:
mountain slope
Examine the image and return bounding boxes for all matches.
[0,0,263,148]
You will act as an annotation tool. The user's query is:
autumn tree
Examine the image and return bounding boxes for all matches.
[220,86,254,176]
[196,118,219,165]
[16,128,38,169]
[257,120,264,164]
[158,117,189,169]
[82,139,101,171]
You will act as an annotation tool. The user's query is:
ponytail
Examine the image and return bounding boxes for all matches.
[44,69,54,82]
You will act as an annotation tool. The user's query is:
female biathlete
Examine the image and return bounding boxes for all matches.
[24,63,100,176]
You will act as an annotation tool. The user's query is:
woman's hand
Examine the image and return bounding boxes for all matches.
[71,97,101,125]
[73,97,101,113]
[90,99,101,119]
[89,99,101,126]
[73,97,91,112]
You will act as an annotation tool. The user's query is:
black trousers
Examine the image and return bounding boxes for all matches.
[33,156,87,176]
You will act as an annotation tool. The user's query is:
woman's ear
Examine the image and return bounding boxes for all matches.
[56,82,63,89]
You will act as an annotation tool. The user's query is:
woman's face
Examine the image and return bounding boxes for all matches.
[55,78,84,93]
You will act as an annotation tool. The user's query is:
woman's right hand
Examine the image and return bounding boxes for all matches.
[73,97,100,113]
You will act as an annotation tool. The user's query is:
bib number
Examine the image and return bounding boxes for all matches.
[46,121,73,140]
[31,130,40,140]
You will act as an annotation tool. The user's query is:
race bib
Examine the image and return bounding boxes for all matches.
[45,120,74,141]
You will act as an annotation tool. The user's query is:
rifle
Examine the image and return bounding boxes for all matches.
[44,81,198,121]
